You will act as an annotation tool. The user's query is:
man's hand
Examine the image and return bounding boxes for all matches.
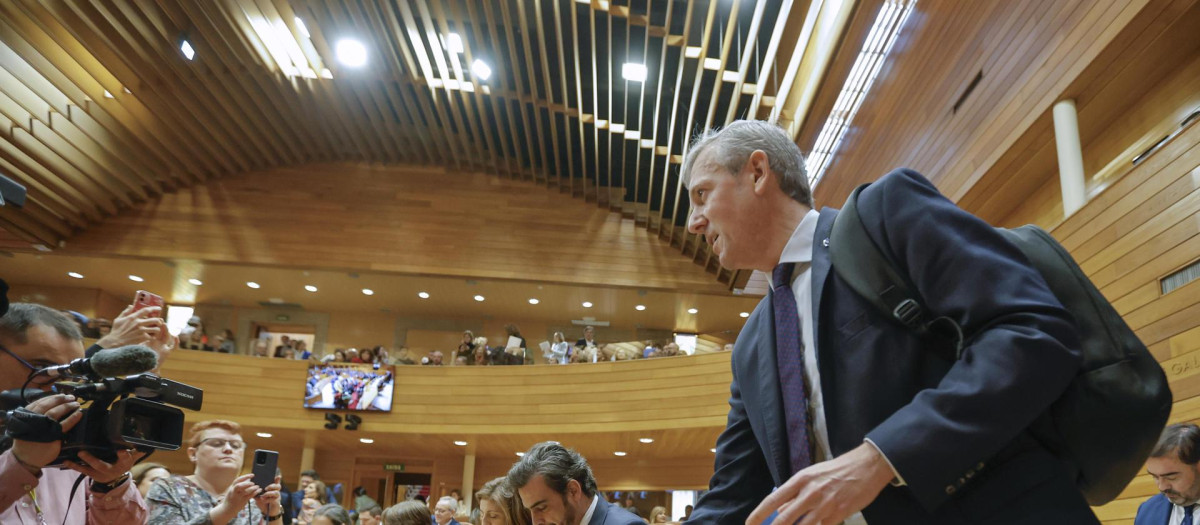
[95,305,161,349]
[65,449,146,484]
[10,394,83,472]
[745,443,895,525]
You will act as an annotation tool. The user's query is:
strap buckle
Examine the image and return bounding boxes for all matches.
[892,299,924,327]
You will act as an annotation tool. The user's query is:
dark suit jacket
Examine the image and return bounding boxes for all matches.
[690,169,1097,524]
[590,498,644,525]
[1134,494,1171,525]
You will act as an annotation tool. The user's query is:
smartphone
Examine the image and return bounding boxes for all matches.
[133,290,165,317]
[250,449,279,491]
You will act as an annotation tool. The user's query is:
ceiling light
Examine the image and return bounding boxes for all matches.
[180,40,195,60]
[613,451,627,457]
[635,305,646,311]
[256,432,272,438]
[710,448,717,453]
[67,272,84,279]
[246,281,260,289]
[639,438,654,444]
[294,17,310,38]
[474,295,485,302]
[471,59,491,80]
[188,278,203,286]
[739,312,750,318]
[445,33,464,54]
[128,275,144,282]
[805,0,917,187]
[305,285,318,292]
[622,63,647,82]
[103,90,114,99]
[529,298,540,305]
[362,288,374,296]
[418,292,430,299]
[515,452,525,457]
[582,301,593,308]
[688,308,699,314]
[454,440,468,446]
[360,438,374,444]
[336,38,367,67]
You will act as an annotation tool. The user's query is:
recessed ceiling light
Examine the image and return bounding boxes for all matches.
[256,432,272,438]
[528,298,540,305]
[474,295,485,302]
[622,63,647,82]
[362,288,374,296]
[67,272,84,279]
[471,59,491,80]
[188,278,203,286]
[360,438,374,444]
[444,33,464,54]
[128,275,144,282]
[294,17,310,38]
[710,448,717,453]
[336,38,367,67]
[739,312,750,318]
[246,281,260,289]
[688,308,699,314]
[582,301,593,308]
[639,438,654,444]
[613,451,627,457]
[453,440,468,446]
[635,305,646,311]
[515,452,525,457]
[418,291,430,299]
[103,90,114,99]
[305,285,318,292]
[180,40,195,60]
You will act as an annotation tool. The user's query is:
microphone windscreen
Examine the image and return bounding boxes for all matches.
[90,344,159,377]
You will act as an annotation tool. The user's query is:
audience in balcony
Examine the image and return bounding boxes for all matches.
[216,329,236,353]
[548,332,570,364]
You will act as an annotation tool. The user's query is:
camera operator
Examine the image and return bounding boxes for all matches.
[0,303,148,523]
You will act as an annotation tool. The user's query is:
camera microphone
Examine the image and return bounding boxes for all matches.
[38,344,159,380]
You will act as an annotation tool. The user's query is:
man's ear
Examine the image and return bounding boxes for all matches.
[568,479,582,500]
[747,150,772,195]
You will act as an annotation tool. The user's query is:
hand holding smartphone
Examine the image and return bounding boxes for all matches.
[133,290,165,318]
[251,449,279,491]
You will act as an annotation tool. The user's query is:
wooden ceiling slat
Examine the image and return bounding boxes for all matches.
[652,0,697,237]
[509,0,553,183]
[425,0,490,172]
[0,128,99,222]
[447,0,502,176]
[458,0,510,176]
[643,0,684,231]
[528,0,566,188]
[565,0,589,198]
[746,0,795,119]
[414,0,478,169]
[476,0,527,178]
[588,3,602,199]
[628,0,653,217]
[0,153,87,229]
[8,124,118,216]
[395,0,465,169]
[722,0,768,124]
[372,2,442,165]
[495,0,543,181]
[343,3,417,164]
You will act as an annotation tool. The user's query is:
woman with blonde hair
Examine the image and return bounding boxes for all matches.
[548,332,570,364]
[475,477,531,525]
[648,505,669,523]
[381,500,432,525]
[296,480,328,524]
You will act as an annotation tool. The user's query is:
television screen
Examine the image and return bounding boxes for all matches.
[304,363,394,411]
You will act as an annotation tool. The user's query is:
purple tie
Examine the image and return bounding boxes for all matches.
[773,262,814,475]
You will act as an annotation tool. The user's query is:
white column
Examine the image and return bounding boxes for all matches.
[462,442,477,511]
[1052,99,1087,216]
[299,431,317,488]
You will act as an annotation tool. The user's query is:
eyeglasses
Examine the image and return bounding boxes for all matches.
[0,344,58,386]
[198,438,246,450]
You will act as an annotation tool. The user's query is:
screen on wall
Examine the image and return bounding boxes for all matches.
[303,363,395,412]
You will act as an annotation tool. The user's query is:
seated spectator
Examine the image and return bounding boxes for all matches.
[434,496,460,525]
[649,506,668,523]
[296,340,312,360]
[275,335,294,358]
[146,420,283,524]
[507,442,641,525]
[215,328,236,353]
[253,339,271,357]
[393,346,416,365]
[422,351,444,366]
[575,325,597,349]
[297,480,328,524]
[381,501,432,525]
[1138,423,1200,524]
[359,347,376,365]
[131,462,170,499]
[475,476,531,525]
[312,503,352,525]
[642,341,657,359]
[454,355,468,366]
[359,504,384,525]
[373,346,391,365]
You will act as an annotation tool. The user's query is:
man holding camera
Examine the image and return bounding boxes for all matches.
[1,302,152,523]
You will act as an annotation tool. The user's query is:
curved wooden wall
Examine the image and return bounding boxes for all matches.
[160,349,732,435]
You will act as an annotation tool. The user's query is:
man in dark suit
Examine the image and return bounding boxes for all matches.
[433,496,461,525]
[575,326,597,349]
[508,442,642,525]
[683,121,1096,524]
[1137,424,1200,525]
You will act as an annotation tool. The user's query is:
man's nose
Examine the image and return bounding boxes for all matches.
[687,211,705,235]
[1156,478,1170,491]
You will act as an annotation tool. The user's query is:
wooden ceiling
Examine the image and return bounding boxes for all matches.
[0,0,1171,294]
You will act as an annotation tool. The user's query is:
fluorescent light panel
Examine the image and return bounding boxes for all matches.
[180,40,195,60]
[622,63,647,82]
[336,39,368,67]
[806,0,917,187]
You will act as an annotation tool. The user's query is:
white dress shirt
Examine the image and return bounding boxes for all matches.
[775,209,868,525]
[579,495,599,525]
[1170,503,1200,525]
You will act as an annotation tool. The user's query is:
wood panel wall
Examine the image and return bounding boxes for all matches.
[29,163,729,293]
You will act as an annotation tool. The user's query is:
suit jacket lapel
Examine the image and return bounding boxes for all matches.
[810,208,839,445]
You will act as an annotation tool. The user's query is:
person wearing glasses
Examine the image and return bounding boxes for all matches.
[0,302,150,524]
[146,420,285,524]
